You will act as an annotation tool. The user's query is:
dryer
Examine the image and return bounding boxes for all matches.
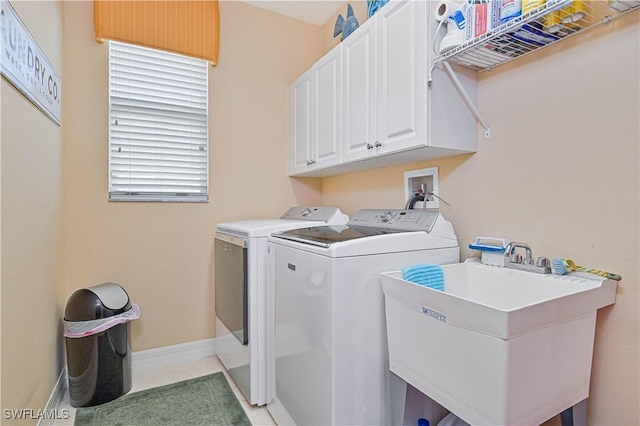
[266,209,459,425]
[214,206,348,406]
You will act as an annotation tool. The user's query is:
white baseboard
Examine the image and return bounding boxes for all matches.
[37,367,68,426]
[44,338,219,416]
[132,337,218,372]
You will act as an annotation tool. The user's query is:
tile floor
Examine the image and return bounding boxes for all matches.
[53,355,276,426]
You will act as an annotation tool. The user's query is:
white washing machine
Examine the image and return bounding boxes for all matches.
[266,209,459,425]
[214,206,348,406]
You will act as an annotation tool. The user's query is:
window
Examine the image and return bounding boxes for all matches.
[108,41,209,202]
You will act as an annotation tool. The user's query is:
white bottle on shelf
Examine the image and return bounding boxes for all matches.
[500,0,523,23]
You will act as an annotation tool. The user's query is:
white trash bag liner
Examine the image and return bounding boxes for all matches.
[64,303,141,338]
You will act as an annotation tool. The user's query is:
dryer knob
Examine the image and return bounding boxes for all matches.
[380,210,393,222]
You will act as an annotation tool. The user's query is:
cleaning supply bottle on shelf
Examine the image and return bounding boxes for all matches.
[522,0,545,15]
[500,0,522,23]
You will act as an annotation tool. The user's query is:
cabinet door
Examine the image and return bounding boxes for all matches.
[341,20,377,163]
[313,48,341,169]
[375,0,427,154]
[289,72,313,175]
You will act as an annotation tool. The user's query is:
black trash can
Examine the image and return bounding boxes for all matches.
[64,282,137,407]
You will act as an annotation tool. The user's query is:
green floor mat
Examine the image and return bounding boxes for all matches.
[74,372,251,426]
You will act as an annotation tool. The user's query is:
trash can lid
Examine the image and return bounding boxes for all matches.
[87,282,129,310]
[65,283,131,321]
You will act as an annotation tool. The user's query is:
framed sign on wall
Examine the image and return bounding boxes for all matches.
[1,0,62,125]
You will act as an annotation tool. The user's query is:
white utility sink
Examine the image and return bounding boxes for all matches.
[381,261,617,426]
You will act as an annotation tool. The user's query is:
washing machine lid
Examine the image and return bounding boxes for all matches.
[269,209,459,257]
[271,225,405,248]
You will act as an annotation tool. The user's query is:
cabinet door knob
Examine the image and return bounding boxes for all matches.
[374,141,382,147]
[366,143,374,150]
[306,159,316,165]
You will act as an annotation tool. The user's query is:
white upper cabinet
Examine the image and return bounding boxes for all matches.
[342,0,429,164]
[341,17,377,163]
[290,47,342,175]
[290,72,313,175]
[290,0,478,178]
[375,0,426,155]
[313,49,342,169]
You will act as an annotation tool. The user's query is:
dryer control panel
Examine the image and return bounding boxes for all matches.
[348,209,440,232]
[281,206,346,222]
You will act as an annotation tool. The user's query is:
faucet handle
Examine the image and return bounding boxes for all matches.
[536,257,550,268]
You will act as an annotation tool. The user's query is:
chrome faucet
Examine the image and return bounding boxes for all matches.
[505,241,551,274]
[505,242,533,264]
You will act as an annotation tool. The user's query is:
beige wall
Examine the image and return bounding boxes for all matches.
[1,1,637,424]
[321,11,640,426]
[0,0,65,421]
[62,0,324,351]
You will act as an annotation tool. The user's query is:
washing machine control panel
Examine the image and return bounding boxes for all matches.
[348,209,440,232]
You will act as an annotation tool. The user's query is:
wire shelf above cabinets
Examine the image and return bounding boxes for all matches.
[434,0,640,72]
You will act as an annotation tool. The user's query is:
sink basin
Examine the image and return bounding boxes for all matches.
[385,260,617,340]
[381,261,617,425]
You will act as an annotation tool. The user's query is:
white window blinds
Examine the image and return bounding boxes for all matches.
[109,41,209,202]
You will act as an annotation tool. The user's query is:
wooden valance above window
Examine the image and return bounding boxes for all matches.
[94,0,219,65]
